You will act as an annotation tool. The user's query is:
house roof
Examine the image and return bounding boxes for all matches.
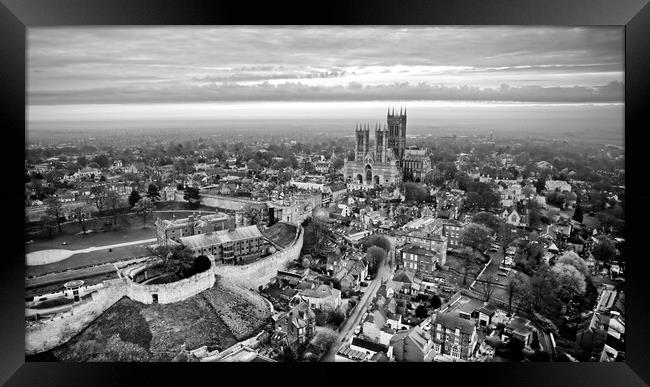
[351,337,388,353]
[407,326,431,351]
[180,225,263,250]
[433,312,476,335]
[301,284,341,299]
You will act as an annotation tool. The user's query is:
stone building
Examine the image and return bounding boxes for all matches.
[155,212,232,246]
[343,107,431,189]
[179,224,268,264]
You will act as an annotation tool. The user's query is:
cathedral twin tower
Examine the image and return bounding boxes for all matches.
[354,107,407,165]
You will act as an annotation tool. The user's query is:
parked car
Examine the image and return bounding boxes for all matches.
[354,326,361,335]
[61,241,68,246]
[365,275,371,281]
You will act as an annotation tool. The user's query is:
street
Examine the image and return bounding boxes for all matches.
[321,241,395,362]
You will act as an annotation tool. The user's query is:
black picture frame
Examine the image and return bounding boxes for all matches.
[2,0,649,386]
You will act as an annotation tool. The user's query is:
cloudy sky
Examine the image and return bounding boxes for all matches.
[27,26,624,128]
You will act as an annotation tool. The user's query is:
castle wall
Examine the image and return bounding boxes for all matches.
[213,227,303,289]
[25,278,128,355]
[125,268,216,305]
[199,194,268,212]
[25,227,303,355]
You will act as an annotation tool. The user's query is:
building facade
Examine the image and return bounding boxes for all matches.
[179,224,268,264]
[343,107,432,188]
[432,312,478,360]
[155,213,232,246]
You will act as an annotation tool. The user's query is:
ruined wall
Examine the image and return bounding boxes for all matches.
[125,269,216,305]
[213,227,303,289]
[25,279,128,355]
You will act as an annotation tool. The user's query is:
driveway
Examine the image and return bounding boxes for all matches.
[321,243,395,362]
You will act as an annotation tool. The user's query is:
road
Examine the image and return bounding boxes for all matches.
[321,239,395,362]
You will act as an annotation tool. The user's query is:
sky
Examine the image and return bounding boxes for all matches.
[27,26,624,133]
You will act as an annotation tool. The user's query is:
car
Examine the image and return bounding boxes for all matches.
[365,275,371,281]
[360,282,369,287]
[26,240,34,244]
[354,326,361,335]
[61,241,68,246]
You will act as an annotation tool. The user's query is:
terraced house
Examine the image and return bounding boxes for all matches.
[431,312,478,360]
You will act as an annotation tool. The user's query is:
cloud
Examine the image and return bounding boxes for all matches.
[28,81,624,105]
[27,26,624,105]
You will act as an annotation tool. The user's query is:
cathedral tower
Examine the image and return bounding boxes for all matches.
[387,107,407,163]
[355,123,370,161]
[375,123,389,163]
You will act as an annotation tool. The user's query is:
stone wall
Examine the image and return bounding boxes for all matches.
[213,226,303,289]
[199,194,268,212]
[25,278,128,355]
[125,268,216,305]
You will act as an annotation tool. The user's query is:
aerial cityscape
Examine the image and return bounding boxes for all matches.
[25,27,625,363]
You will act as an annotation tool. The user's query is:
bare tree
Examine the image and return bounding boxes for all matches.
[105,190,124,229]
[45,197,63,233]
[480,272,497,302]
[134,197,154,227]
[458,247,480,286]
[71,205,91,234]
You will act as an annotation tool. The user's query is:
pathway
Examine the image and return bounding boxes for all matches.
[26,238,157,266]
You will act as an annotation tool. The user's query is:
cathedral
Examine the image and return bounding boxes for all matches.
[344,107,431,190]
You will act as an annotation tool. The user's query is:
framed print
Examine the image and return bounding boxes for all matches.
[1,0,649,386]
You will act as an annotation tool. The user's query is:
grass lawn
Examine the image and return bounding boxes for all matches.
[26,243,150,278]
[26,271,119,298]
[26,201,218,254]
[52,290,241,361]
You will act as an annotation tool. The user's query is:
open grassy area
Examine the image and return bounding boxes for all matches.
[48,280,270,362]
[26,243,150,278]
[262,222,298,248]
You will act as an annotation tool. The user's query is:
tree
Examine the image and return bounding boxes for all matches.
[366,246,387,276]
[92,154,110,169]
[460,223,491,252]
[430,295,442,309]
[183,186,200,206]
[415,304,429,319]
[146,183,161,202]
[134,197,154,226]
[591,236,617,263]
[89,185,107,212]
[528,270,557,311]
[480,272,497,302]
[192,255,212,274]
[471,212,501,234]
[550,263,587,302]
[535,177,546,193]
[556,251,589,277]
[128,190,142,208]
[310,329,338,353]
[45,197,63,233]
[327,308,346,326]
[506,272,528,313]
[363,234,392,253]
[71,205,91,234]
[457,247,481,286]
[105,190,124,229]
